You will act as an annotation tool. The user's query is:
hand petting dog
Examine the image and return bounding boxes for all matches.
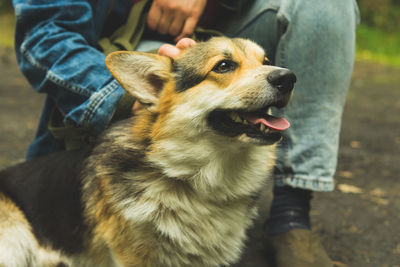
[158,38,197,58]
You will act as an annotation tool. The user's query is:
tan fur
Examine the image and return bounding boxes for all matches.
[0,37,294,266]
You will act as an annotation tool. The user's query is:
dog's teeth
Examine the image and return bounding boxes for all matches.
[231,113,242,123]
[263,128,270,134]
[259,124,266,131]
[243,120,249,125]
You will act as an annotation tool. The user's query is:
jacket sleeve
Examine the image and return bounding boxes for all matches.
[13,0,125,133]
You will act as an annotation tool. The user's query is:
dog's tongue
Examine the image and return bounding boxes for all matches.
[242,114,290,131]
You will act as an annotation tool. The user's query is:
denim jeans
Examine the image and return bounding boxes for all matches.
[218,0,360,191]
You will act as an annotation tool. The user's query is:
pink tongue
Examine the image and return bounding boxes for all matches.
[243,114,290,131]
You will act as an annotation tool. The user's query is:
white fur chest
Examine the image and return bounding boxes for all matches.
[155,194,259,267]
[141,141,276,266]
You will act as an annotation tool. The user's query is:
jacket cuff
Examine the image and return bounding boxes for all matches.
[77,79,125,133]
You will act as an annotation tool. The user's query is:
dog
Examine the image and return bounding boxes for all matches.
[0,37,295,267]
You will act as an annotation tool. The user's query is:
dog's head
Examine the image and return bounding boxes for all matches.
[106,37,295,145]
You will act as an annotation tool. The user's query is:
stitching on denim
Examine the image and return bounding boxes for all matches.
[276,12,289,68]
[81,80,118,124]
[274,175,335,191]
[21,43,92,97]
[81,80,119,125]
[46,70,92,97]
[21,44,48,72]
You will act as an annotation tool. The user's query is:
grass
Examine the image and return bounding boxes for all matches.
[0,12,15,48]
[356,24,400,67]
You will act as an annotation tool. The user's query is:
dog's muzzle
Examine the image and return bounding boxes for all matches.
[207,68,296,145]
[267,69,297,94]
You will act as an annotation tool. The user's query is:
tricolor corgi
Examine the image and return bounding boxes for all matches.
[0,37,295,267]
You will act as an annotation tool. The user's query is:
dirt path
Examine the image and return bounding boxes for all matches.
[0,46,399,266]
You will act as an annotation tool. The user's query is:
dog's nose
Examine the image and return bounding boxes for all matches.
[267,69,296,93]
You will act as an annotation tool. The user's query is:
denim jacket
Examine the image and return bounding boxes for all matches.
[13,0,140,158]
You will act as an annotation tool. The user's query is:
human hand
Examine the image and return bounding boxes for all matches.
[147,0,207,41]
[158,38,197,57]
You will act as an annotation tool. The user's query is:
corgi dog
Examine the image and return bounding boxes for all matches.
[0,37,295,267]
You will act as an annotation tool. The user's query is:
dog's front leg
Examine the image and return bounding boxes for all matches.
[93,215,158,267]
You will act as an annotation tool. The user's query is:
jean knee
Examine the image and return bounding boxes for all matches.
[294,1,358,45]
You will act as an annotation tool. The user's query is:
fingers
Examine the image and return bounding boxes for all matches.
[147,1,187,36]
[157,7,175,35]
[147,0,207,38]
[176,38,197,49]
[158,38,197,58]
[168,12,186,36]
[175,16,197,42]
[147,3,163,32]
[158,44,181,58]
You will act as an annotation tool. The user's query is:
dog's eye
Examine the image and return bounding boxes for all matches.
[212,60,238,74]
[263,57,271,66]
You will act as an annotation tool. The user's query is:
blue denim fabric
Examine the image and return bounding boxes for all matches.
[12,0,134,159]
[218,0,360,191]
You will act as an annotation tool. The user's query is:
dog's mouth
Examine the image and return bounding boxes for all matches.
[207,106,290,144]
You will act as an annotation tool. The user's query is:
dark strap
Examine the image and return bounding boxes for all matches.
[48,107,96,150]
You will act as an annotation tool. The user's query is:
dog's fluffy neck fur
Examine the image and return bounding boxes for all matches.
[81,107,276,266]
[136,107,276,201]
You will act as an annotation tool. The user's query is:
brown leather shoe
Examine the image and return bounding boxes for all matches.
[269,229,333,267]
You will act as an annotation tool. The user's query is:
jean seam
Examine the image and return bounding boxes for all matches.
[81,79,119,125]
[274,175,335,192]
[20,44,47,72]
[275,11,290,68]
[46,70,92,97]
[21,44,93,97]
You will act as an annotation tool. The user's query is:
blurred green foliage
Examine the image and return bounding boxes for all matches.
[356,0,400,66]
[0,12,14,47]
[0,0,13,47]
[358,0,400,32]
[357,24,400,66]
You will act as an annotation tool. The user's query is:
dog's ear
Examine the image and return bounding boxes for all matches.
[106,51,172,106]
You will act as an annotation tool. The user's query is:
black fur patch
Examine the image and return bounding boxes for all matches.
[91,118,152,174]
[0,148,91,254]
[81,118,154,205]
[173,63,205,92]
